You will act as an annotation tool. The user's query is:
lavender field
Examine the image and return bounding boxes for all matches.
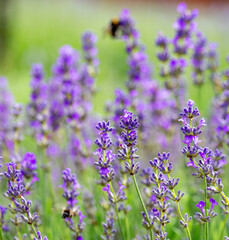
[0,1,229,240]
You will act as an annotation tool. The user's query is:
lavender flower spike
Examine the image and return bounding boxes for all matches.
[119,110,140,175]
[118,110,153,240]
[33,231,48,240]
[60,168,85,238]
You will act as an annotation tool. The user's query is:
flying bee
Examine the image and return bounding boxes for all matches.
[62,208,76,219]
[105,17,122,38]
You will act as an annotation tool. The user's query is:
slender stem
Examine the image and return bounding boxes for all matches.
[115,203,125,240]
[155,169,165,233]
[16,225,22,240]
[118,160,129,240]
[175,201,192,240]
[27,224,32,240]
[31,224,38,238]
[109,183,125,240]
[165,168,192,240]
[0,227,3,240]
[202,224,204,240]
[102,150,125,239]
[132,175,153,240]
[204,175,208,240]
[220,214,229,240]
[42,147,56,206]
[213,183,229,206]
[125,215,130,240]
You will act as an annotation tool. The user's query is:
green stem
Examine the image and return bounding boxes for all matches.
[132,175,153,240]
[155,169,165,233]
[42,147,56,206]
[165,168,192,240]
[175,201,192,240]
[125,215,130,240]
[0,227,3,240]
[109,183,125,240]
[31,224,38,238]
[115,203,125,240]
[16,225,22,240]
[204,175,208,240]
[220,214,229,240]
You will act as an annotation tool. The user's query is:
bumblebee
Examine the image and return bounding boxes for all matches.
[62,208,75,219]
[107,18,122,38]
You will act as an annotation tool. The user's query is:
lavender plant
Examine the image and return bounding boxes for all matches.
[60,168,85,239]
[0,2,229,240]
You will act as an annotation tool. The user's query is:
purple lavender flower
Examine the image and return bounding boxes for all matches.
[156,32,170,62]
[179,100,205,147]
[0,77,14,153]
[34,231,48,240]
[195,198,218,223]
[0,205,7,229]
[3,162,26,200]
[118,110,140,175]
[118,9,139,42]
[94,121,116,183]
[128,51,151,86]
[28,64,47,127]
[48,99,64,132]
[149,151,192,237]
[120,110,140,132]
[103,182,126,204]
[179,99,200,123]
[21,152,38,180]
[10,103,24,150]
[196,201,205,214]
[209,198,218,211]
[60,168,85,238]
[2,162,43,237]
[30,64,46,100]
[27,64,52,149]
[169,58,187,79]
[101,211,117,240]
[52,45,78,76]
[81,31,99,67]
[172,2,198,55]
[60,168,80,208]
[211,149,226,172]
[191,32,208,86]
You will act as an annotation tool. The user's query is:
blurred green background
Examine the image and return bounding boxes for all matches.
[0,0,229,114]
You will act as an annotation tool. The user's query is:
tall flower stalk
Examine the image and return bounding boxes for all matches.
[180,100,219,240]
[118,110,153,240]
[150,152,192,239]
[94,120,126,240]
[60,168,85,239]
[3,162,46,239]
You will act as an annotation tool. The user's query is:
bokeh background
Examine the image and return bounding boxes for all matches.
[0,0,229,114]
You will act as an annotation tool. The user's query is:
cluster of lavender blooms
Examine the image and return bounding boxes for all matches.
[1,161,48,239]
[25,31,99,172]
[148,152,192,239]
[1,2,229,240]
[179,100,229,239]
[105,3,217,161]
[60,168,85,239]
[156,3,198,101]
[0,78,16,156]
[94,120,127,239]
